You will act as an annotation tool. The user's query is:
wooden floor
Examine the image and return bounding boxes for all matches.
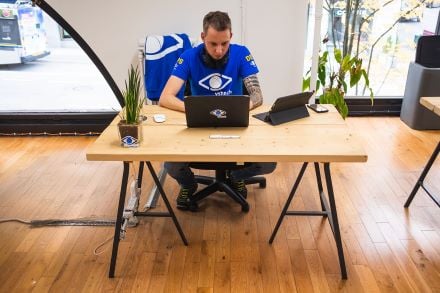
[0,117,439,292]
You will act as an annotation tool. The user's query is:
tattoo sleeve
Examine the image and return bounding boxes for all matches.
[243,74,263,109]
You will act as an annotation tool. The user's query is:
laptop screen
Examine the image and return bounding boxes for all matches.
[184,95,250,127]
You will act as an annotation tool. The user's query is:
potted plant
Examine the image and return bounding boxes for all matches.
[303,44,374,119]
[118,65,144,147]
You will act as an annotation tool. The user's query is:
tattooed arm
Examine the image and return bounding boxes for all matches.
[243,74,263,110]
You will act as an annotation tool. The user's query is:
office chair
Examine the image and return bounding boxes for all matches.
[184,81,267,212]
[189,162,266,212]
[183,79,266,212]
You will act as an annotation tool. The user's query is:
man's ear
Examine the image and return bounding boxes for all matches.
[201,32,205,41]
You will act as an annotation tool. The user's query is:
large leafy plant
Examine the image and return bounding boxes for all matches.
[121,65,144,124]
[303,48,373,119]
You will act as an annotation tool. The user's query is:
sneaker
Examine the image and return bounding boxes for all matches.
[230,179,248,199]
[176,183,197,210]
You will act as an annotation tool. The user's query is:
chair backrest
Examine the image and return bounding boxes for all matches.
[138,33,192,104]
[415,35,440,68]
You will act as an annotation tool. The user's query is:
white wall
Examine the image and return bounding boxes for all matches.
[245,0,308,100]
[46,0,308,104]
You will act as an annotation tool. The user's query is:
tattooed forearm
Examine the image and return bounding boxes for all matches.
[243,74,263,109]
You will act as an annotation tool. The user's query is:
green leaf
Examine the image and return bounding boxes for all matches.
[318,66,326,87]
[340,78,348,93]
[334,49,342,63]
[334,90,348,119]
[302,77,310,91]
[340,102,349,119]
[122,65,144,124]
[341,55,352,72]
[321,51,329,63]
[320,88,348,119]
[361,69,370,87]
[350,69,362,87]
[369,88,374,105]
[319,92,328,104]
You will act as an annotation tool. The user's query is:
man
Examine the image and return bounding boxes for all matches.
[159,11,276,210]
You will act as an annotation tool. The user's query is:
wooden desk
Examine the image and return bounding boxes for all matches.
[87,104,367,279]
[405,97,440,208]
[420,97,440,117]
[88,105,363,163]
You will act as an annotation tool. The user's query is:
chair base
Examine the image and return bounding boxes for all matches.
[192,178,249,212]
[191,170,266,212]
[244,176,266,188]
[195,175,266,189]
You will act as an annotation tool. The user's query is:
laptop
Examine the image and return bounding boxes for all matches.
[253,91,314,125]
[184,95,250,127]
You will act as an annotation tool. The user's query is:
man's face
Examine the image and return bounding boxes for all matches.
[201,26,232,60]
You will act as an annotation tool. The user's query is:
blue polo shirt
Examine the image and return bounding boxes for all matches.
[172,43,259,96]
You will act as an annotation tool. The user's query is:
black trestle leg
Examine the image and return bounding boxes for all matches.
[314,163,326,212]
[404,141,440,208]
[137,161,145,189]
[146,162,188,245]
[324,163,347,279]
[269,162,308,244]
[109,161,130,278]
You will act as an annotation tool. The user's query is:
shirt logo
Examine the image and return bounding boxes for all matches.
[245,54,257,67]
[145,34,185,61]
[199,73,232,91]
[210,109,227,119]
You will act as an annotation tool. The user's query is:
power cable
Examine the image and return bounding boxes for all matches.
[30,218,116,226]
[0,218,32,224]
[0,217,115,227]
[93,235,114,256]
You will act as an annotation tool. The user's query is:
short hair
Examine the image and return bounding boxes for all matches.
[203,11,231,34]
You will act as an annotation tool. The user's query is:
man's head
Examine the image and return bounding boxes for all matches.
[201,11,232,61]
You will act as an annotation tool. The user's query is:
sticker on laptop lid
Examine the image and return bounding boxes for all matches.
[210,109,227,119]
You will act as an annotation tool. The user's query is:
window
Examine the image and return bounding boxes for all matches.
[304,0,439,98]
[0,0,120,133]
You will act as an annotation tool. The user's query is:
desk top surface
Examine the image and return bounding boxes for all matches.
[420,97,440,117]
[86,105,367,163]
